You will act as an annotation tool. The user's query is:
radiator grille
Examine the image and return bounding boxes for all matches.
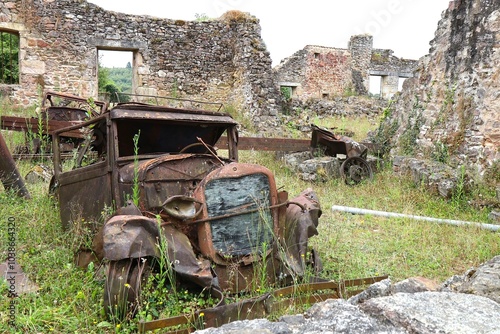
[204,173,273,257]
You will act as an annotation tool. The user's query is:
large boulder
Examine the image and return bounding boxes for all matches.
[195,256,500,334]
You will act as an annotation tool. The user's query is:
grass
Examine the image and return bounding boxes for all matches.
[1,115,499,333]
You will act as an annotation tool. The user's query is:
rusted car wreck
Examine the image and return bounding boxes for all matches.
[50,99,326,327]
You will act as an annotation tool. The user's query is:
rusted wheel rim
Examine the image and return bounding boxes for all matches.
[104,257,151,320]
[340,157,373,185]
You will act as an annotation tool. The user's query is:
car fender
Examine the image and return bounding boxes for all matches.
[102,215,161,261]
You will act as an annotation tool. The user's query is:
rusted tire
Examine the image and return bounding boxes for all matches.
[340,157,373,186]
[103,257,152,320]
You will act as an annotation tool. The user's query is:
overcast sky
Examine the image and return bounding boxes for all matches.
[88,0,451,68]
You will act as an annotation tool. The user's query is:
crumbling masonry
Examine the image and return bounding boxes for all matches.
[0,0,281,126]
[273,35,418,100]
[1,0,417,118]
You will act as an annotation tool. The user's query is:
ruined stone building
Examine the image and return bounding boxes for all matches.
[1,0,421,124]
[0,0,281,126]
[377,0,499,175]
[273,35,418,100]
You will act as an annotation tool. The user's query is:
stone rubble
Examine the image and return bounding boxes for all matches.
[195,256,500,334]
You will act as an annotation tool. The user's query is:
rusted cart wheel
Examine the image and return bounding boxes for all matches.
[340,157,373,185]
[104,257,151,320]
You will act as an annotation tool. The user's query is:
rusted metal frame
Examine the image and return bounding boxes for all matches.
[52,113,109,178]
[1,116,84,138]
[311,126,348,157]
[227,126,238,161]
[44,91,107,115]
[195,136,225,165]
[10,152,75,160]
[277,191,289,240]
[52,128,61,179]
[0,131,30,198]
[216,136,311,152]
[111,119,123,208]
[137,275,388,333]
[116,93,224,112]
[110,110,237,126]
[187,200,305,225]
[51,113,108,136]
[105,116,113,174]
[196,164,281,262]
[0,32,3,81]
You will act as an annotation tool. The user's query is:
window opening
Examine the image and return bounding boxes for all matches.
[97,50,133,104]
[0,31,19,84]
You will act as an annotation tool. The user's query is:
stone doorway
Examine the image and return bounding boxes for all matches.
[97,49,134,103]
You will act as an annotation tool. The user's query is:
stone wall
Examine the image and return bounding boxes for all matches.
[374,0,499,176]
[273,46,352,101]
[0,0,281,124]
[349,34,373,95]
[274,34,418,100]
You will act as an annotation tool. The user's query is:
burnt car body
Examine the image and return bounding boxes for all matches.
[51,101,322,318]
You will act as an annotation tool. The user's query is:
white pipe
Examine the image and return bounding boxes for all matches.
[331,205,500,232]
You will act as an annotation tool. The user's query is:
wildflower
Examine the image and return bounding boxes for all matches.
[116,323,121,329]
[124,283,131,288]
[199,312,205,317]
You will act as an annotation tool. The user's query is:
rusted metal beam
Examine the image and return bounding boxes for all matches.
[138,275,388,333]
[0,131,30,198]
[0,116,84,138]
[217,136,310,152]
[10,153,77,160]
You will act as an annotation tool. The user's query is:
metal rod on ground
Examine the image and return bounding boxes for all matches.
[331,205,500,232]
[0,131,31,199]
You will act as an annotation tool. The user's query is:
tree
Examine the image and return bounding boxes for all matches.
[98,57,131,103]
[0,32,19,84]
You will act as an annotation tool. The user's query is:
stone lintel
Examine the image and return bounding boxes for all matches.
[279,82,300,87]
[88,38,147,50]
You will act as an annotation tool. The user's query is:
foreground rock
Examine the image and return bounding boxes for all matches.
[196,256,500,334]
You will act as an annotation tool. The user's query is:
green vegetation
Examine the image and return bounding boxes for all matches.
[280,86,292,101]
[0,31,19,84]
[98,62,132,103]
[132,131,141,206]
[0,99,498,333]
[398,96,424,155]
[223,104,255,132]
[342,84,357,97]
[194,13,211,22]
[108,65,133,93]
